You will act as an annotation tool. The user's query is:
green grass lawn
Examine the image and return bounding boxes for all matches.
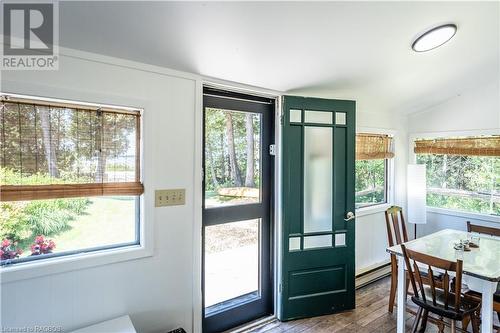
[18,197,137,257]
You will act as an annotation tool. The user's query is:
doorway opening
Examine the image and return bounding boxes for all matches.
[202,87,275,333]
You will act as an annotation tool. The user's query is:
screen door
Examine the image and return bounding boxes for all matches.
[202,87,274,333]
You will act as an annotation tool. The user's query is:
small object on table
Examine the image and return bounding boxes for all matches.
[454,241,471,251]
[470,235,481,248]
[467,232,481,248]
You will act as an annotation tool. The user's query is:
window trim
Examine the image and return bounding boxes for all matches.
[0,193,151,283]
[0,93,150,280]
[355,127,396,214]
[409,129,499,219]
[427,206,500,224]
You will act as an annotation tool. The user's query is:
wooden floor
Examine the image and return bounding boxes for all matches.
[247,277,499,333]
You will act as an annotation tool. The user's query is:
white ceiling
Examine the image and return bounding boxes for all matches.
[59,1,500,114]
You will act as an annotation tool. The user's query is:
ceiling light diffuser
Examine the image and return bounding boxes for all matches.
[412,24,457,52]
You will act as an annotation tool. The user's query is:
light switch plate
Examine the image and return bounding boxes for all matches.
[155,189,186,207]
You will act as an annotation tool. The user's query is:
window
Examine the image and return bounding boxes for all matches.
[0,94,143,265]
[355,133,394,209]
[415,136,499,216]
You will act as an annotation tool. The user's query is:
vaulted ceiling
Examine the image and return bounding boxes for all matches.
[59,1,499,114]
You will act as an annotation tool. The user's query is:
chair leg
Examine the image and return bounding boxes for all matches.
[388,270,397,313]
[450,320,456,333]
[470,312,480,333]
[418,309,428,333]
[462,315,471,331]
[411,307,423,333]
[436,317,445,333]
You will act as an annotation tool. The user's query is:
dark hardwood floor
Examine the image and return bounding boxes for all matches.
[247,277,499,333]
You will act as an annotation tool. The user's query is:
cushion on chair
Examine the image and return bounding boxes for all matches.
[411,286,481,321]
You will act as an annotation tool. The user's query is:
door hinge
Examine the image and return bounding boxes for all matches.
[279,283,282,293]
[269,144,276,156]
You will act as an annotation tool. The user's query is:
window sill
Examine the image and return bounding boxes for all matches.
[427,207,500,224]
[356,203,391,218]
[0,245,153,283]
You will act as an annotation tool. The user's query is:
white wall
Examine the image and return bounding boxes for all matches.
[354,111,408,274]
[0,49,409,332]
[1,52,198,333]
[408,80,500,237]
[408,81,500,133]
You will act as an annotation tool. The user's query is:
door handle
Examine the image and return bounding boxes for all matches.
[344,211,356,221]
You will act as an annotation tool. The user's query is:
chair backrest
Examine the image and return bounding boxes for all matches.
[384,206,409,247]
[401,244,463,311]
[467,221,500,237]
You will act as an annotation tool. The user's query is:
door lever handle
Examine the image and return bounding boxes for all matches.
[344,211,356,221]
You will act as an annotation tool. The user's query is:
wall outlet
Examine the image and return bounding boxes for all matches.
[155,189,186,207]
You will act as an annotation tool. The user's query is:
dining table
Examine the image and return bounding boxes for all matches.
[386,228,500,333]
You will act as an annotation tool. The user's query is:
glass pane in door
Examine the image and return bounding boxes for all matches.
[204,108,261,208]
[303,126,333,233]
[204,219,260,312]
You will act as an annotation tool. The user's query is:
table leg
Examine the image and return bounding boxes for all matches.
[479,279,496,333]
[397,255,406,333]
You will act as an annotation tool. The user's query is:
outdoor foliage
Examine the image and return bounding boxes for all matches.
[0,235,57,262]
[0,168,90,249]
[204,108,260,204]
[417,154,499,215]
[355,159,386,207]
[30,235,56,255]
[0,239,22,260]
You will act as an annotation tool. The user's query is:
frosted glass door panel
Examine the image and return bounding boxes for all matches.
[305,110,333,124]
[304,235,332,249]
[303,127,333,233]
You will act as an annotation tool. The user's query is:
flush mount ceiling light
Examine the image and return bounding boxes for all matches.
[412,24,457,52]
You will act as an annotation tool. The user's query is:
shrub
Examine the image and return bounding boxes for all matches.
[0,239,23,261]
[0,168,91,245]
[30,235,56,255]
[0,202,31,241]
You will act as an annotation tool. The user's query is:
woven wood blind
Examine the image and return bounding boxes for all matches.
[0,97,143,201]
[356,133,394,160]
[414,136,500,157]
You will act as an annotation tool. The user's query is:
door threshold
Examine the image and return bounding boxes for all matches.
[225,315,277,333]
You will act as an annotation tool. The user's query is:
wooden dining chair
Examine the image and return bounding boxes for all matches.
[467,221,500,237]
[385,206,443,314]
[461,221,500,330]
[401,244,481,333]
[385,206,410,313]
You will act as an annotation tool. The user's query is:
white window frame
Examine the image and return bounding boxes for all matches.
[355,127,396,217]
[0,93,153,283]
[409,129,500,224]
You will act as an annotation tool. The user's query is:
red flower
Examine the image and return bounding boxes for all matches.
[0,239,22,260]
[30,236,55,256]
[35,235,45,244]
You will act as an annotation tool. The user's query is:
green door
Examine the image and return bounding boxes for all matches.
[279,96,356,321]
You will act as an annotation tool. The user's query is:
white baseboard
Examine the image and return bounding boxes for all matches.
[355,263,391,289]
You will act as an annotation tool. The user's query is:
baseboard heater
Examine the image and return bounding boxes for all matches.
[355,262,391,289]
